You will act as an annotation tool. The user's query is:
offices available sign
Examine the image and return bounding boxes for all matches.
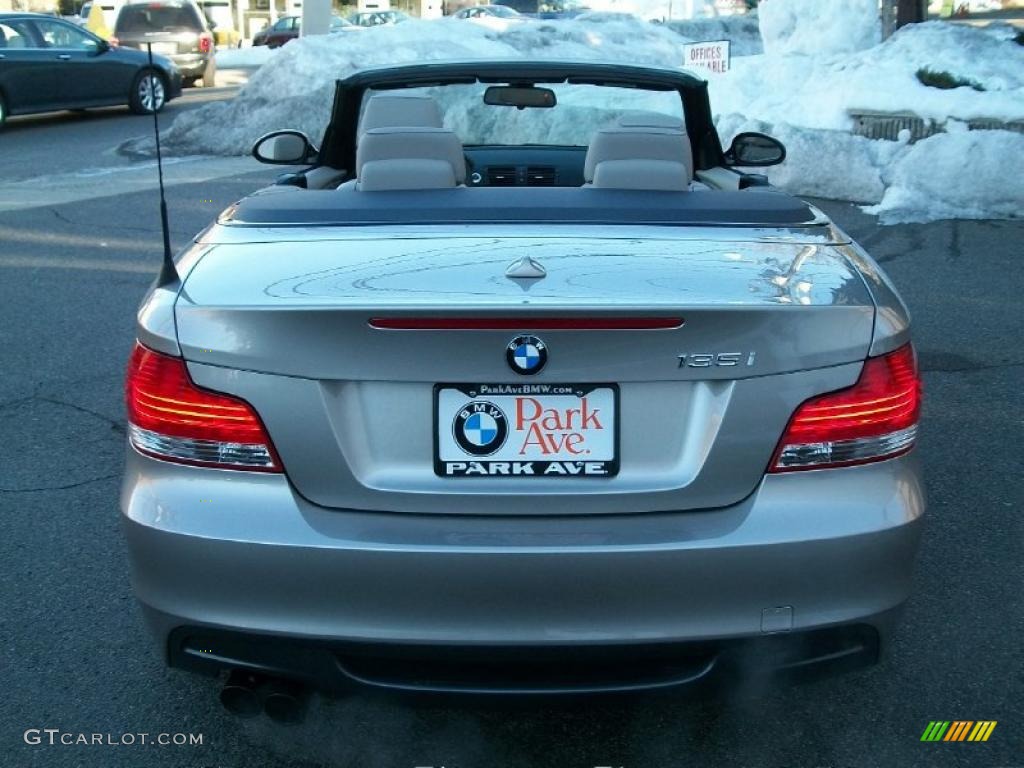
[682,40,731,74]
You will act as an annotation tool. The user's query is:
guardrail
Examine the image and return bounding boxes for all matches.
[850,110,1024,142]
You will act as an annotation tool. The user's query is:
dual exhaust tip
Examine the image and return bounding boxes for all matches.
[220,669,309,724]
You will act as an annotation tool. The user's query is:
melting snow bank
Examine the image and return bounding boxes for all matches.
[758,0,879,55]
[215,45,275,68]
[663,14,763,56]
[154,12,1024,225]
[863,130,1024,224]
[710,21,1024,131]
[159,18,689,157]
[716,117,1024,224]
[709,15,1024,224]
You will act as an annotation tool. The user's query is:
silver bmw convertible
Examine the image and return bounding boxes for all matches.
[121,61,924,716]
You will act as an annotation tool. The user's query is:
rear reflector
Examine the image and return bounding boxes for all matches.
[770,343,921,472]
[125,343,281,472]
[369,317,684,331]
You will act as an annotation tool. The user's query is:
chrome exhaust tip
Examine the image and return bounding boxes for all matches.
[219,669,263,718]
[262,678,309,725]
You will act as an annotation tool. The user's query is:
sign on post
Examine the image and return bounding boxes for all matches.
[682,40,731,75]
[301,0,332,37]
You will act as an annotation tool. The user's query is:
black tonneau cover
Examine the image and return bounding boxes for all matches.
[223,188,818,228]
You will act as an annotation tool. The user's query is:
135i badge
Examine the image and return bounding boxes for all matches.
[677,352,756,368]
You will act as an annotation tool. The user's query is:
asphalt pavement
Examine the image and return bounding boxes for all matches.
[0,94,1021,768]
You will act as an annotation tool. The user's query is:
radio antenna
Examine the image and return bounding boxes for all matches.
[147,43,178,286]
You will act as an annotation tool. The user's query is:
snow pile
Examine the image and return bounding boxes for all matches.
[758,0,879,56]
[714,115,1024,224]
[161,18,688,156]
[706,2,1024,223]
[439,86,681,146]
[863,129,1024,223]
[216,45,275,68]
[712,20,1024,131]
[663,14,763,56]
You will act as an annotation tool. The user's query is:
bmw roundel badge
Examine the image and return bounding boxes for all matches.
[453,401,509,457]
[506,335,547,375]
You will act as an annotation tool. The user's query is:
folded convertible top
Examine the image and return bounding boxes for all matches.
[221,187,821,228]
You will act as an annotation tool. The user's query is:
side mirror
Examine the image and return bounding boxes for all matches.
[724,132,786,167]
[252,130,319,165]
[90,39,110,55]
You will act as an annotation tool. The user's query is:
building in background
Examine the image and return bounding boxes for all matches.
[1,0,60,11]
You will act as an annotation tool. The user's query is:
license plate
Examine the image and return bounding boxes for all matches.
[149,42,177,55]
[434,383,618,478]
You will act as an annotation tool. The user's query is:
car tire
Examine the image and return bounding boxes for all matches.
[202,60,216,88]
[129,69,167,115]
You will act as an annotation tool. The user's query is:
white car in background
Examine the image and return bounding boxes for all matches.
[451,4,527,31]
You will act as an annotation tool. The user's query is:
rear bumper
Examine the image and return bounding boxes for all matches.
[162,615,892,696]
[166,70,183,100]
[121,451,925,692]
[169,53,211,78]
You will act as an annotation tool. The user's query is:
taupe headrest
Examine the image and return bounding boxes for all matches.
[616,111,686,131]
[356,127,466,191]
[358,94,444,136]
[584,125,694,190]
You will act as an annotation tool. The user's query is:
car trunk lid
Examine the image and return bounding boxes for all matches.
[176,228,875,514]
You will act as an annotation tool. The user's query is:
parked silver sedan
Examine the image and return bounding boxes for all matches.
[121,61,924,720]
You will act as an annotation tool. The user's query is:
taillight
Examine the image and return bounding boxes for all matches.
[125,343,281,472]
[198,33,212,54]
[770,344,921,472]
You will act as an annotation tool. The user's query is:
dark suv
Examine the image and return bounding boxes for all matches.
[114,0,215,87]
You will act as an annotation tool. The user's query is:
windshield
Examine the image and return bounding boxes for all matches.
[115,3,202,34]
[365,83,683,147]
[488,6,520,17]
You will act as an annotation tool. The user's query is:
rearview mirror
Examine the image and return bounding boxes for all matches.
[252,130,319,165]
[484,86,557,109]
[724,132,786,167]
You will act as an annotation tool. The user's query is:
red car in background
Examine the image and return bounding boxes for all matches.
[252,13,352,47]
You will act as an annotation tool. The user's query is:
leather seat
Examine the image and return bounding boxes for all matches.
[584,117,694,192]
[356,126,466,191]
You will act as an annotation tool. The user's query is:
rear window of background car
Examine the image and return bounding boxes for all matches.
[0,20,35,48]
[34,19,98,49]
[116,3,203,35]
